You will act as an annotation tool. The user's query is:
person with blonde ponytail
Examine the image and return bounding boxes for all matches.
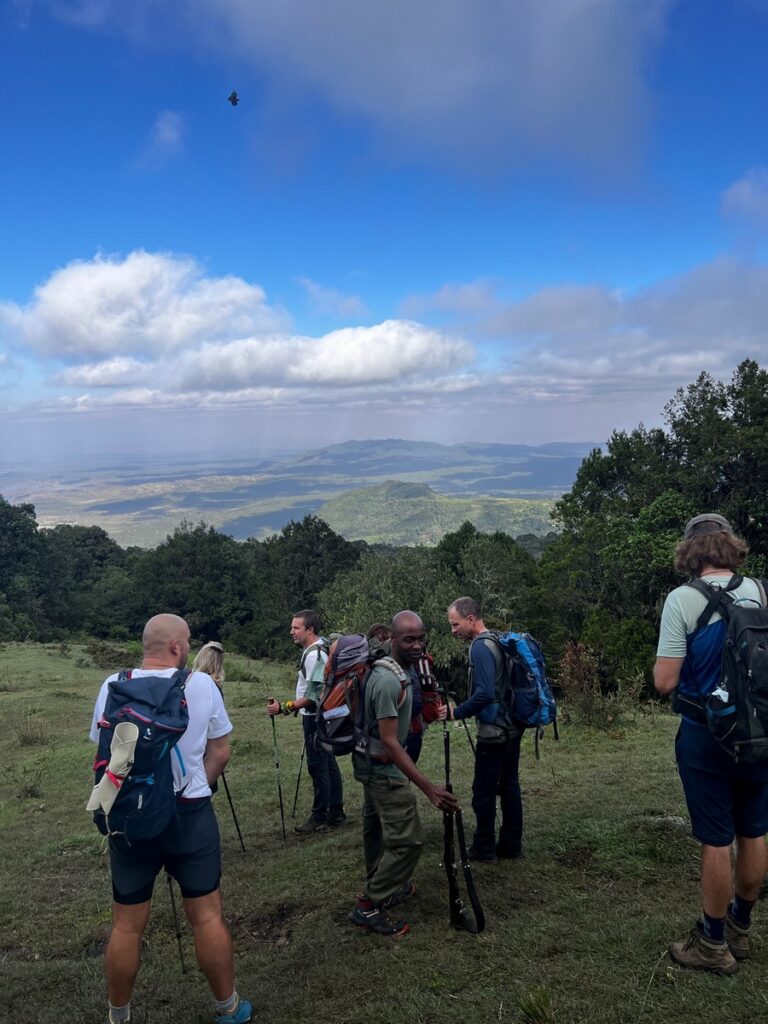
[192,642,246,853]
[192,642,225,691]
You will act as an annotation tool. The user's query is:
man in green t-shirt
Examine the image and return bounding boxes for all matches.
[349,610,458,937]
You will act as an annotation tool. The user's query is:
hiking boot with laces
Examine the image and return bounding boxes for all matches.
[380,880,416,910]
[725,913,751,961]
[215,996,253,1024]
[349,900,409,937]
[669,925,739,975]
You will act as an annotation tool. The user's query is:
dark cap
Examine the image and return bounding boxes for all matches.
[683,513,734,540]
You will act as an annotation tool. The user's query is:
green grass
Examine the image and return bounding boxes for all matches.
[1,642,767,1022]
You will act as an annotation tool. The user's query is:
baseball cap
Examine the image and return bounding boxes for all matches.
[683,513,734,539]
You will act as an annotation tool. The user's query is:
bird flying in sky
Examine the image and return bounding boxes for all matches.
[227,91,239,106]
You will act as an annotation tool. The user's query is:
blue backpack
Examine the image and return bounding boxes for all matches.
[483,631,559,757]
[92,668,190,840]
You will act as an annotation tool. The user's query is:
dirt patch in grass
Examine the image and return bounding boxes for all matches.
[81,924,111,958]
[557,845,594,869]
[0,945,41,963]
[230,903,299,947]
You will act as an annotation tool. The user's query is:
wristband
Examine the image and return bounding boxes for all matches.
[281,701,296,716]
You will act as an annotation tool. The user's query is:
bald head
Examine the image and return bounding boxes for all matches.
[391,610,424,637]
[142,614,191,670]
[390,610,426,669]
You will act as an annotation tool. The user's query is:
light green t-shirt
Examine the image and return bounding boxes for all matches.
[657,574,762,656]
[353,660,412,782]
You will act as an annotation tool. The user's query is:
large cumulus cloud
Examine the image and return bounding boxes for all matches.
[1,251,473,410]
[0,251,287,358]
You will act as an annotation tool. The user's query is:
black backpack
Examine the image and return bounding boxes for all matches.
[90,668,190,839]
[683,575,768,763]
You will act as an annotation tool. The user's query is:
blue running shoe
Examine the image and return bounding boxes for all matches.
[215,996,253,1023]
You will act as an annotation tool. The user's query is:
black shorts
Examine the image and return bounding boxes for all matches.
[109,798,222,905]
[676,720,768,846]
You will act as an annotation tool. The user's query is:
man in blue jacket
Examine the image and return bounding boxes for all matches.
[446,596,523,863]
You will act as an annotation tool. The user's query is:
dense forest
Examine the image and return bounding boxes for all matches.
[2,361,767,695]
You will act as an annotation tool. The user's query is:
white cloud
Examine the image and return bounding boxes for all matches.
[721,167,768,231]
[398,257,768,402]
[1,252,470,403]
[0,251,287,358]
[49,320,471,397]
[7,249,768,434]
[288,321,470,385]
[298,277,368,318]
[55,356,150,387]
[136,110,186,169]
[50,0,674,173]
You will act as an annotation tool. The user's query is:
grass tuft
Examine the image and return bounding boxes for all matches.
[14,712,48,746]
[518,987,555,1023]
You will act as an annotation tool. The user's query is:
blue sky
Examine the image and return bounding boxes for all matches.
[1,0,767,464]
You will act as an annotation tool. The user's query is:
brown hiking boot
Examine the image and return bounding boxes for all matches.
[669,926,739,975]
[725,913,750,961]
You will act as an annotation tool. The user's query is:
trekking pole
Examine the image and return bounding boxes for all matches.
[448,691,477,756]
[221,771,246,852]
[291,741,306,818]
[166,873,187,973]
[270,714,287,841]
[436,677,485,935]
[447,690,500,830]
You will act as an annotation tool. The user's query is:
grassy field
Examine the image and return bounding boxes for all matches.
[2,642,768,1024]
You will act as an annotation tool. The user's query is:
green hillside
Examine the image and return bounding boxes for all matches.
[317,480,554,544]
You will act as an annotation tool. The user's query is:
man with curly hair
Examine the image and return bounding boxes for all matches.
[655,514,768,975]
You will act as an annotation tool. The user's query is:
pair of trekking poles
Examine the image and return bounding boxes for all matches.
[415,656,486,934]
[269,715,303,841]
[269,713,309,842]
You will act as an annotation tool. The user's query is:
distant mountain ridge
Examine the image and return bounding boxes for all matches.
[6,437,597,546]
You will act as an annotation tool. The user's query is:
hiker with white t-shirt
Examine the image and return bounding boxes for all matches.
[266,608,345,834]
[89,614,252,1024]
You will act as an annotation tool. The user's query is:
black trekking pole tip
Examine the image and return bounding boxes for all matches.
[449,908,479,934]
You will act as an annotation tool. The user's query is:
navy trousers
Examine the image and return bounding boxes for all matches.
[302,714,344,821]
[471,732,523,855]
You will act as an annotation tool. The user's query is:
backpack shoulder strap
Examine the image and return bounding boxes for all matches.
[756,579,768,608]
[473,631,504,668]
[299,641,321,676]
[686,576,740,631]
[373,655,409,685]
[368,655,410,707]
[470,632,507,705]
